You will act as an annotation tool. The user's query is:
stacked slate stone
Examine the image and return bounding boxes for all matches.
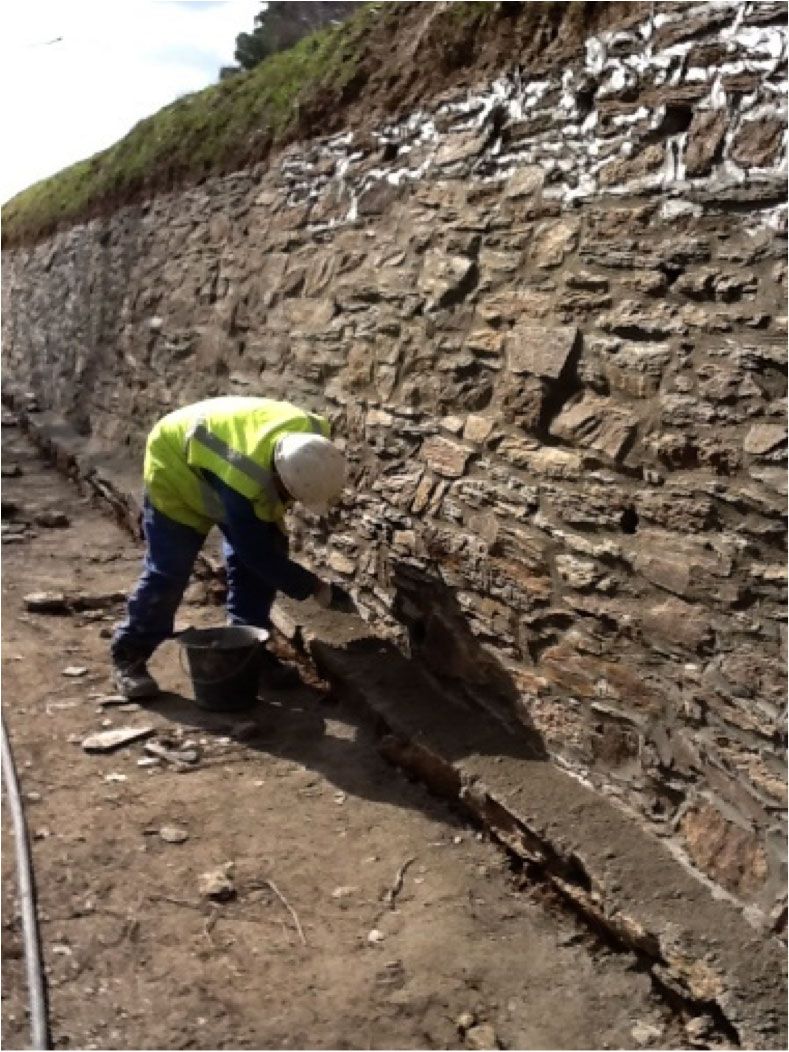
[2,0,786,925]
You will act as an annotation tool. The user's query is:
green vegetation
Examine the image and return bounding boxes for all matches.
[225,1,365,77]
[1,1,623,247]
[2,2,380,246]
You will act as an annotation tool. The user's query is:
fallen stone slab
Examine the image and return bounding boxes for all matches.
[144,739,201,767]
[159,825,190,844]
[62,666,89,678]
[82,726,155,753]
[24,589,126,614]
[24,592,71,613]
[270,596,787,1050]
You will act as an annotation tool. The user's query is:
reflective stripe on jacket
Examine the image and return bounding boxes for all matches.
[143,396,330,533]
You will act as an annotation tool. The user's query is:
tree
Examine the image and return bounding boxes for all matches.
[222,2,366,77]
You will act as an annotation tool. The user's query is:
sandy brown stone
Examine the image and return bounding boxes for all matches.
[730,117,785,169]
[684,110,728,177]
[506,324,578,379]
[679,804,768,896]
[419,435,472,477]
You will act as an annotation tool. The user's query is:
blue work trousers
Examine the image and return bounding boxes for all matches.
[111,499,280,661]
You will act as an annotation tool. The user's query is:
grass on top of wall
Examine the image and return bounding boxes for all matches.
[1,3,382,247]
[2,1,641,248]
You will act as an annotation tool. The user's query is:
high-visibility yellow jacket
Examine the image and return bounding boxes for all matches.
[143,396,330,533]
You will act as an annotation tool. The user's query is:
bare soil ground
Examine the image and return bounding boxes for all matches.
[2,420,682,1051]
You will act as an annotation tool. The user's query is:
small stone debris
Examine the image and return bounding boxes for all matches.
[1,463,22,478]
[331,885,358,899]
[375,959,405,987]
[104,772,128,784]
[684,1017,715,1047]
[198,864,235,902]
[24,591,70,613]
[367,928,385,944]
[63,666,89,678]
[25,590,125,615]
[2,533,29,545]
[144,739,200,767]
[82,725,155,753]
[97,695,135,707]
[34,510,71,529]
[457,1011,477,1033]
[465,1023,501,1050]
[159,825,189,844]
[631,1020,665,1047]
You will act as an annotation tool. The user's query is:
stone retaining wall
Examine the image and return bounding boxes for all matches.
[3,0,787,922]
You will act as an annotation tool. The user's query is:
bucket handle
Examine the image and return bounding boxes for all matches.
[177,640,261,686]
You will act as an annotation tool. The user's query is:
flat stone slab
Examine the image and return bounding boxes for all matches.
[82,726,155,753]
[272,595,788,1050]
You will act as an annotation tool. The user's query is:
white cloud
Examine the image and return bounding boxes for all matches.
[0,0,262,203]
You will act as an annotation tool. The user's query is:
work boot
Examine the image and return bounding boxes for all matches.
[259,648,300,691]
[112,656,160,700]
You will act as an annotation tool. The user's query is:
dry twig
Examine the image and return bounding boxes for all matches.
[264,879,307,946]
[385,856,417,910]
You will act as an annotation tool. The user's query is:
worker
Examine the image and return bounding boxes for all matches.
[111,396,352,699]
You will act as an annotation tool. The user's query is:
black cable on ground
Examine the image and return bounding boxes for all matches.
[1,708,51,1050]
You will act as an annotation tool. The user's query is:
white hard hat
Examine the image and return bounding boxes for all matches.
[274,433,346,516]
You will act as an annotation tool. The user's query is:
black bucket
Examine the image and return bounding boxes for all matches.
[178,625,269,712]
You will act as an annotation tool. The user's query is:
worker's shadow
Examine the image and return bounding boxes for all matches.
[143,558,548,817]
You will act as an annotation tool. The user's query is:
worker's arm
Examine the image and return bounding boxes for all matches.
[202,470,320,601]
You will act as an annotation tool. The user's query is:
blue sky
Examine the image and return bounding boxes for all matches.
[0,0,263,203]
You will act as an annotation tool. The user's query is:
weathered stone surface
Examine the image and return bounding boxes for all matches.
[684,110,728,178]
[743,423,786,456]
[598,144,664,186]
[730,117,786,169]
[418,251,476,310]
[550,394,638,461]
[631,532,731,599]
[531,219,580,268]
[653,7,733,49]
[82,726,155,753]
[634,488,714,531]
[675,268,758,302]
[503,166,544,199]
[600,300,685,340]
[434,131,486,167]
[419,436,472,478]
[463,414,495,443]
[500,375,547,431]
[679,804,768,897]
[356,181,401,216]
[506,324,578,379]
[640,597,712,652]
[555,553,608,591]
[601,343,672,397]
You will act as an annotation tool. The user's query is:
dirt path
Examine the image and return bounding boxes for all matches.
[2,419,683,1051]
